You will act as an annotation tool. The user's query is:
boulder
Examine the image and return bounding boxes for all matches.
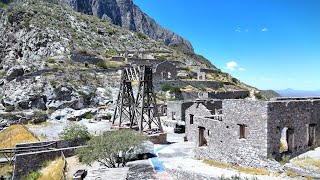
[6,66,24,81]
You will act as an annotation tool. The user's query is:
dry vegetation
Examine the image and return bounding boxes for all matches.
[0,164,13,177]
[292,157,320,173]
[203,159,229,169]
[203,159,270,176]
[0,125,39,148]
[235,166,270,176]
[38,157,65,180]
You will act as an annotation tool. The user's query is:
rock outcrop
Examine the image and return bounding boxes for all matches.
[60,0,194,50]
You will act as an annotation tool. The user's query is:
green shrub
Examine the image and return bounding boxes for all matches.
[104,49,116,57]
[136,32,147,39]
[106,113,112,120]
[280,154,290,165]
[0,70,6,79]
[58,123,91,141]
[24,171,41,180]
[254,92,264,100]
[231,78,239,84]
[161,85,181,93]
[86,114,94,119]
[47,58,56,63]
[78,130,146,168]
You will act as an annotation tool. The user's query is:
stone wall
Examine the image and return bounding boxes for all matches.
[16,139,85,150]
[167,101,194,123]
[153,61,177,82]
[71,52,103,65]
[185,100,222,142]
[186,100,269,167]
[155,80,221,92]
[267,100,320,160]
[12,148,74,180]
[208,91,249,99]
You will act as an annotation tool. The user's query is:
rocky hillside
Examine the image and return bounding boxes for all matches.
[0,0,212,112]
[59,0,194,50]
[0,0,263,120]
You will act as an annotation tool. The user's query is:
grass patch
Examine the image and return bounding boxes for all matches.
[0,125,39,148]
[235,166,270,176]
[203,159,229,169]
[0,70,6,79]
[285,170,298,178]
[280,154,290,165]
[38,157,64,180]
[0,164,13,177]
[292,157,320,172]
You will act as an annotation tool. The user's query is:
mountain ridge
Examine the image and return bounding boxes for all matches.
[59,0,194,50]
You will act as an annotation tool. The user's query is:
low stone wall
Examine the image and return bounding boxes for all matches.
[71,52,103,65]
[208,91,250,99]
[155,80,221,91]
[12,147,77,180]
[16,139,85,149]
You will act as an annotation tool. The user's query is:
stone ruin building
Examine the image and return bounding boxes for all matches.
[184,97,320,167]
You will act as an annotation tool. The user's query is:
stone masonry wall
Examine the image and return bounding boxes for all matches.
[167,101,194,122]
[13,148,72,180]
[185,100,222,142]
[208,91,249,99]
[186,100,269,167]
[267,100,320,160]
[155,80,221,92]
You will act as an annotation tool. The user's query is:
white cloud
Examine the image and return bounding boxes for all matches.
[235,28,241,32]
[225,61,238,71]
[238,68,246,71]
[261,27,268,32]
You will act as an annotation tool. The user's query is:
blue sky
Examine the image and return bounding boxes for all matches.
[133,0,320,90]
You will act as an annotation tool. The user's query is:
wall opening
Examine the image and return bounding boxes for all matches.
[280,127,295,153]
[238,124,247,139]
[190,114,194,124]
[172,112,176,120]
[162,106,167,116]
[308,124,316,146]
[199,126,207,147]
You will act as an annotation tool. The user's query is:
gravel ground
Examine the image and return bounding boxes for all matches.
[28,119,112,140]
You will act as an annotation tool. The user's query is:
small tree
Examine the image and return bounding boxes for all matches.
[59,123,91,141]
[78,130,146,168]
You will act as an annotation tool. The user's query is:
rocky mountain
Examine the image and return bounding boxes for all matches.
[59,0,194,50]
[0,0,259,124]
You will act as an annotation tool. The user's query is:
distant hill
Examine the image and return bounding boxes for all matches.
[276,89,320,97]
[260,90,281,100]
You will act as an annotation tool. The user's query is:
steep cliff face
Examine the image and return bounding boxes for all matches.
[60,0,194,50]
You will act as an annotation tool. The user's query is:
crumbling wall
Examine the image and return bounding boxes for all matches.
[208,91,249,99]
[267,100,320,160]
[12,148,73,180]
[167,101,194,122]
[185,100,222,142]
[153,61,177,81]
[187,100,269,167]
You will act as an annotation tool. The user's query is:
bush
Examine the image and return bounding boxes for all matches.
[58,123,91,141]
[0,70,6,79]
[78,130,146,168]
[136,32,147,39]
[106,113,112,120]
[161,85,181,93]
[47,58,56,63]
[231,78,239,84]
[86,114,94,119]
[24,172,41,180]
[254,92,264,100]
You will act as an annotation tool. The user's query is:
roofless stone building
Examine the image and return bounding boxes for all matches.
[185,97,320,167]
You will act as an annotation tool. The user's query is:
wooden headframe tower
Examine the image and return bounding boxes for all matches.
[112,65,163,133]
